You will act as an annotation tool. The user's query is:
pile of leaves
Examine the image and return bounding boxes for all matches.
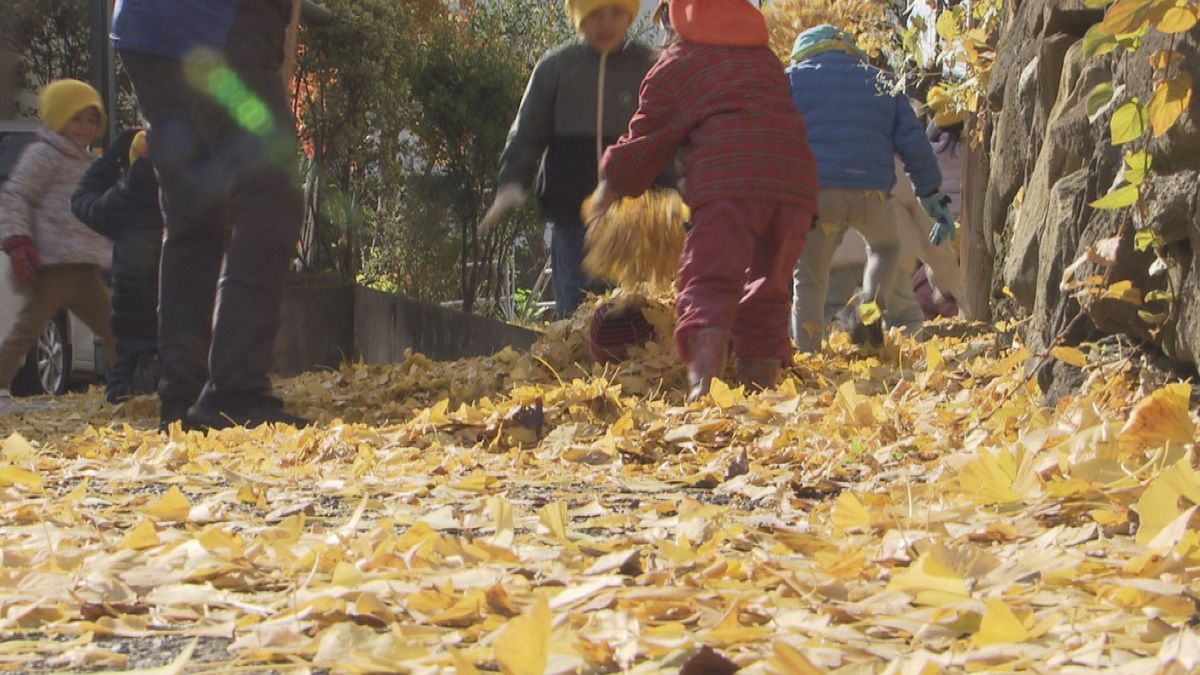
[583,190,690,291]
[2,297,1199,673]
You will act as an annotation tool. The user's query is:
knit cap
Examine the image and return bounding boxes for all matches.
[926,86,964,127]
[129,130,149,166]
[790,24,869,63]
[668,0,768,47]
[38,79,106,135]
[565,0,640,31]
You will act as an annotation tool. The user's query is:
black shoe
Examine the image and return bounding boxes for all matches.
[104,384,133,405]
[185,397,311,431]
[158,399,194,433]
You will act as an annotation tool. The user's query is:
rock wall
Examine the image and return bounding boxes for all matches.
[967,0,1200,385]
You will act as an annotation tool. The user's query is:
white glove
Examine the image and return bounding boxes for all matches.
[479,184,526,236]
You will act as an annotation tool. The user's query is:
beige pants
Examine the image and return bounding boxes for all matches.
[0,264,118,388]
[792,188,900,351]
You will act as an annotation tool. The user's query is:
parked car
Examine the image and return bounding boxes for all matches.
[0,120,106,395]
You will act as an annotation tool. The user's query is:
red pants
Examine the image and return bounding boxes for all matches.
[675,199,812,362]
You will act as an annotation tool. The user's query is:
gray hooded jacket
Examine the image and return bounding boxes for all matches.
[497,38,662,225]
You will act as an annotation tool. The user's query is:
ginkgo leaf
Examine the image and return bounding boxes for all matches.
[118,519,161,551]
[0,464,43,490]
[141,486,191,521]
[859,301,882,326]
[489,497,515,548]
[887,550,971,606]
[2,432,37,462]
[538,502,578,552]
[495,595,550,675]
[958,449,1043,505]
[766,641,823,675]
[832,492,871,532]
[708,379,743,408]
[973,599,1030,646]
[1120,383,1195,450]
[1051,346,1089,368]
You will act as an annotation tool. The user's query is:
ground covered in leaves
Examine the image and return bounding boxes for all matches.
[2,294,1199,673]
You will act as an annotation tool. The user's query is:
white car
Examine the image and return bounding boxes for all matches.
[0,120,106,395]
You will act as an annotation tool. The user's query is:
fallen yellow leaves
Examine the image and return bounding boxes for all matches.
[0,297,1198,672]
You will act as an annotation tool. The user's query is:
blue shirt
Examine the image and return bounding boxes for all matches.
[787,52,941,196]
[111,0,240,59]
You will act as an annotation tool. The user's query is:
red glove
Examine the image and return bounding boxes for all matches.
[3,235,42,287]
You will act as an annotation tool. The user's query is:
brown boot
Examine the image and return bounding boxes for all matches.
[736,358,781,392]
[685,327,730,402]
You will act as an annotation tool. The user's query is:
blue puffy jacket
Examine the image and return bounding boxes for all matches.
[787,51,941,196]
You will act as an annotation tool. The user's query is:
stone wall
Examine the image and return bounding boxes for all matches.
[967,0,1200,388]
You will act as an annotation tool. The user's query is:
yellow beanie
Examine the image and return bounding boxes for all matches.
[38,79,106,136]
[926,85,964,128]
[129,130,149,166]
[565,0,640,30]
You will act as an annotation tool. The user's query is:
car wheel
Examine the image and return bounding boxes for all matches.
[11,313,72,396]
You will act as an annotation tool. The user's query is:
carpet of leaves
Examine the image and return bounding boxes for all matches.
[2,295,1199,674]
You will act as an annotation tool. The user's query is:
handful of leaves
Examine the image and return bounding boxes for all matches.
[582,190,690,289]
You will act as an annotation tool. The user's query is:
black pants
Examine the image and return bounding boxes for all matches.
[120,17,301,412]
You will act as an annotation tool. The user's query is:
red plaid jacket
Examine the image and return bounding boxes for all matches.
[601,40,818,211]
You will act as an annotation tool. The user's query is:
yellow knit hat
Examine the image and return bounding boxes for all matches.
[926,85,964,128]
[129,130,149,166]
[565,0,640,31]
[38,79,106,136]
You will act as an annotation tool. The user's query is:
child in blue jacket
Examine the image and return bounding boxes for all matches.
[787,25,952,350]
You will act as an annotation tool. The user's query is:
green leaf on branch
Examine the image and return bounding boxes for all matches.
[1084,25,1119,57]
[1089,184,1139,209]
[1149,0,1200,33]
[1102,280,1142,304]
[1123,150,1152,185]
[1099,0,1154,35]
[1148,73,1193,137]
[1138,309,1169,324]
[1144,290,1174,304]
[1134,230,1162,252]
[1084,0,1115,6]
[1110,98,1148,144]
[936,11,960,40]
[1086,83,1116,117]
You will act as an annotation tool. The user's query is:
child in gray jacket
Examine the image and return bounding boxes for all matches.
[479,0,657,318]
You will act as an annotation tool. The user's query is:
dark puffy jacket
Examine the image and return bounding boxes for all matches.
[71,155,163,340]
[497,39,675,225]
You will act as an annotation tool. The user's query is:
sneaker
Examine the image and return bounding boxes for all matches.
[185,398,311,431]
[105,384,133,405]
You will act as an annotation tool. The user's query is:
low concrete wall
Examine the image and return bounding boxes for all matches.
[275,276,354,375]
[354,286,538,364]
[273,279,538,374]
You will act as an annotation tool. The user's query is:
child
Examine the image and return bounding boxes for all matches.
[787,25,951,350]
[591,0,819,400]
[479,0,658,318]
[71,128,163,403]
[0,79,118,398]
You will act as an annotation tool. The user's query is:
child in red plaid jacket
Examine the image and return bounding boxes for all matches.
[591,0,818,401]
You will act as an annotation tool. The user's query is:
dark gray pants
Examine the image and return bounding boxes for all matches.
[120,39,301,412]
